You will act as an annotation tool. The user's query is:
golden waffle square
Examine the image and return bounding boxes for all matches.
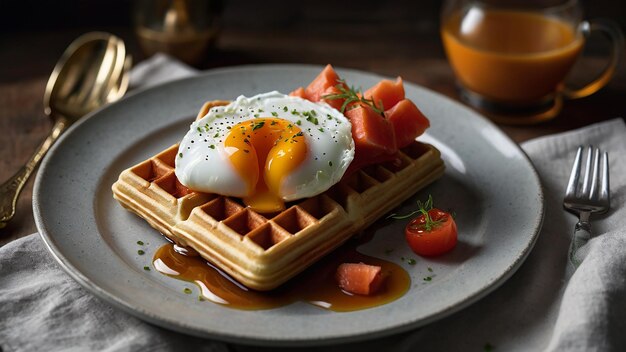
[113,141,444,291]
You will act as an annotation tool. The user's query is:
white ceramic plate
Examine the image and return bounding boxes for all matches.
[34,65,544,346]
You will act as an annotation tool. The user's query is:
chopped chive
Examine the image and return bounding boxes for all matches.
[428,267,433,272]
[271,111,278,117]
[252,121,265,131]
[423,276,432,281]
[137,250,145,255]
[179,152,183,158]
[183,288,192,294]
[407,258,416,265]
[137,241,144,245]
[143,266,150,271]
[306,116,319,125]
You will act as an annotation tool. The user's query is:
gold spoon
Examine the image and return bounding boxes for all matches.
[0,32,132,229]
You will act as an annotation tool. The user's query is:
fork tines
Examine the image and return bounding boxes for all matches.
[565,145,610,210]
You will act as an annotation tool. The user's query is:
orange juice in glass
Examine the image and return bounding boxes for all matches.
[441,0,623,124]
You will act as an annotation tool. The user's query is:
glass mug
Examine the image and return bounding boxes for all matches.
[441,0,624,124]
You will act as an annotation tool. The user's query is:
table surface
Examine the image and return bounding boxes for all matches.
[1,25,625,246]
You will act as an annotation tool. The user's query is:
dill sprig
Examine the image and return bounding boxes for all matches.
[387,195,444,231]
[322,79,384,115]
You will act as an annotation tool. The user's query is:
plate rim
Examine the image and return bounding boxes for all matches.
[33,63,545,346]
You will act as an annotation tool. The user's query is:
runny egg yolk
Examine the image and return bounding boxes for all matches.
[225,118,307,213]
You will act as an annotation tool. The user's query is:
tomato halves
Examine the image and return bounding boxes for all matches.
[405,208,457,256]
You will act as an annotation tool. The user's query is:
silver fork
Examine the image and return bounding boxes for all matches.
[563,145,610,268]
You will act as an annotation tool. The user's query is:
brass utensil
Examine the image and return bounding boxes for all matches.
[0,32,131,229]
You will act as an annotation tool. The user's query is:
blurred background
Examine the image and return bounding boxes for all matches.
[2,0,625,82]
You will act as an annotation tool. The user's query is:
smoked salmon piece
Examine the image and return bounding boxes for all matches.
[345,103,397,174]
[336,262,387,295]
[296,66,431,173]
[305,64,343,102]
[346,104,397,156]
[320,85,346,111]
[364,77,405,112]
[289,87,307,99]
[385,99,430,149]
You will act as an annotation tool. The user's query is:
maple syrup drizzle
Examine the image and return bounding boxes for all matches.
[153,238,410,312]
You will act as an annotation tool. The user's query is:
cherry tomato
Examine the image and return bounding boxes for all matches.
[405,208,457,256]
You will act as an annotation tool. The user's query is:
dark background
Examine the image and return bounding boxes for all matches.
[2,0,625,82]
[3,0,625,32]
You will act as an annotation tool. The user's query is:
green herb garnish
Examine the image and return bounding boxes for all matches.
[137,240,144,245]
[183,288,192,294]
[407,258,416,265]
[386,195,443,231]
[423,276,432,282]
[143,266,150,271]
[322,79,384,114]
[137,250,145,255]
[252,121,265,131]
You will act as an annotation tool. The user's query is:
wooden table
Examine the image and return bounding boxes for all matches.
[1,25,625,246]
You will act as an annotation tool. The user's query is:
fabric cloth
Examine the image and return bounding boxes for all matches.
[1,55,625,351]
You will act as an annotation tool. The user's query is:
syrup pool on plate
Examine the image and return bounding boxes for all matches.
[152,235,410,311]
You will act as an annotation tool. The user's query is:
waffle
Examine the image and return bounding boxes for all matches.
[112,105,445,291]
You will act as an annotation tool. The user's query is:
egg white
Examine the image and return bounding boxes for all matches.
[175,91,355,201]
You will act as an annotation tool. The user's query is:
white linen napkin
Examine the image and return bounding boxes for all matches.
[1,54,624,351]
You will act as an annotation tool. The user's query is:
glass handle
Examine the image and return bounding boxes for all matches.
[563,19,624,100]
